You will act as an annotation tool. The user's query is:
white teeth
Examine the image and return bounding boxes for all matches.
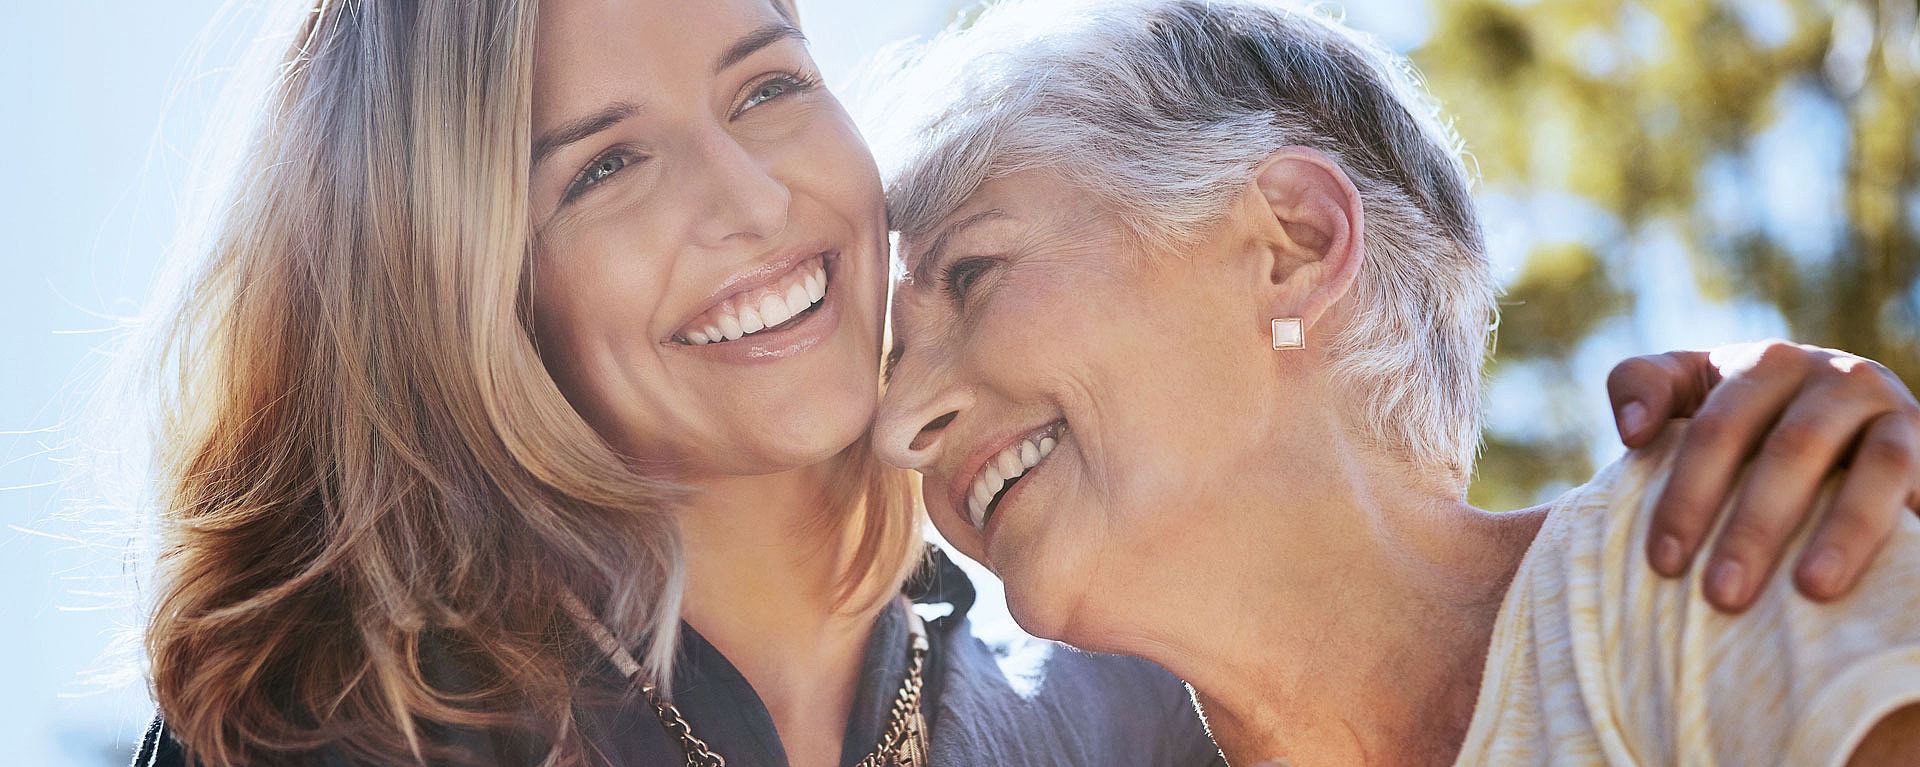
[964,431,1062,530]
[783,283,812,316]
[678,258,830,345]
[687,329,712,345]
[737,305,765,334]
[994,450,1022,482]
[759,293,792,328]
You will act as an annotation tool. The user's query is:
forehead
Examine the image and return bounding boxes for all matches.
[531,0,790,121]
[896,170,1130,297]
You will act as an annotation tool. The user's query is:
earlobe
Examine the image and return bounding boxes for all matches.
[1250,147,1365,332]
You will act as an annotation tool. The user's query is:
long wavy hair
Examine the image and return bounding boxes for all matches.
[142,1,922,764]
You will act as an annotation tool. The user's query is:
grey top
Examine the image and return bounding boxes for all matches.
[136,547,1224,766]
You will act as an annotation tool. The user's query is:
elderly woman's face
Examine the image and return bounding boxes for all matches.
[876,170,1287,638]
[527,0,890,476]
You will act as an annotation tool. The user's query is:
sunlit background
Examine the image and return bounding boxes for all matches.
[4,0,1914,763]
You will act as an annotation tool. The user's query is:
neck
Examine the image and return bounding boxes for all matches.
[676,453,885,767]
[1193,503,1537,767]
[1077,429,1545,767]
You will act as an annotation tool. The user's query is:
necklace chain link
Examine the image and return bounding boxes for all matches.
[568,594,931,767]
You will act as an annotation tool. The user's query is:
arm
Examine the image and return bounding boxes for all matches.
[1607,340,1920,611]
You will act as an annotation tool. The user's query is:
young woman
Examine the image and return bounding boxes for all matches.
[134,0,1919,765]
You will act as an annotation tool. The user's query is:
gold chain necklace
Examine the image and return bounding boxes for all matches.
[565,595,932,767]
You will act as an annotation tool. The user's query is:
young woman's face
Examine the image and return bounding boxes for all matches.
[527,0,889,477]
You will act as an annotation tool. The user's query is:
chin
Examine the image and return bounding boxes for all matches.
[1002,589,1072,644]
[990,525,1140,654]
[1005,581,1143,657]
[993,551,1092,645]
[733,376,876,471]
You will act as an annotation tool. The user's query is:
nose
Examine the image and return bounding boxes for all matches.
[688,129,790,247]
[873,344,973,473]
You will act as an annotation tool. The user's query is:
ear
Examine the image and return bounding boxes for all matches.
[1243,147,1365,333]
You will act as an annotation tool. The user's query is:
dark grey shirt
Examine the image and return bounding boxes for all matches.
[137,548,1223,766]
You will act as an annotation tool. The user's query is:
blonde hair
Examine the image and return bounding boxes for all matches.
[143,1,921,765]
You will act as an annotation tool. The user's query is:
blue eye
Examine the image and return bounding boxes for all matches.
[742,81,791,110]
[582,154,626,185]
[735,72,818,116]
[564,151,636,202]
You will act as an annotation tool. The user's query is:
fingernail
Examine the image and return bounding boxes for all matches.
[1652,534,1686,573]
[1707,559,1747,607]
[1802,548,1845,597]
[1620,400,1649,437]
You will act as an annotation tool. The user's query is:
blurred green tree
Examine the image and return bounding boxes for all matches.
[1410,0,1919,509]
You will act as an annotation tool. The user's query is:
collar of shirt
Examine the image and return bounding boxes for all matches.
[579,545,972,767]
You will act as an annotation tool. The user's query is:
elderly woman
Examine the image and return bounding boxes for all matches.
[872,1,1920,764]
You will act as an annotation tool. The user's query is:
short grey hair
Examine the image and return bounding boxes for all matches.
[862,0,1498,483]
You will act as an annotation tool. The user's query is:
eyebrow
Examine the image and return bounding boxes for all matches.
[717,22,806,73]
[910,209,1007,287]
[531,23,806,174]
[532,101,639,171]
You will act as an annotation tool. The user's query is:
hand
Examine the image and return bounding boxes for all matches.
[1607,340,1920,611]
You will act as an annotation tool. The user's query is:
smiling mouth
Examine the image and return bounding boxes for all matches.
[674,254,829,345]
[963,422,1065,530]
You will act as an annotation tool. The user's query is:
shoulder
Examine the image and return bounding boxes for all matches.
[911,546,1221,765]
[930,611,1220,767]
[134,715,184,767]
[134,706,529,767]
[133,715,362,767]
[1499,420,1920,766]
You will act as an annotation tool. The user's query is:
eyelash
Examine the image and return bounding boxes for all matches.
[940,258,995,302]
[732,70,820,118]
[559,71,820,205]
[563,148,642,202]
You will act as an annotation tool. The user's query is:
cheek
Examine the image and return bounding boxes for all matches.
[529,231,667,358]
[991,270,1244,562]
[781,105,885,224]
[781,118,889,330]
[1099,265,1262,473]
[532,259,622,384]
[525,235,686,448]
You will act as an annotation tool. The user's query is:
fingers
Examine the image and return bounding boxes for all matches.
[1701,391,1891,610]
[1608,351,1718,448]
[1793,411,1920,601]
[1644,343,1810,577]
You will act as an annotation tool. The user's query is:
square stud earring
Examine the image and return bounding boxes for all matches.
[1271,318,1304,350]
